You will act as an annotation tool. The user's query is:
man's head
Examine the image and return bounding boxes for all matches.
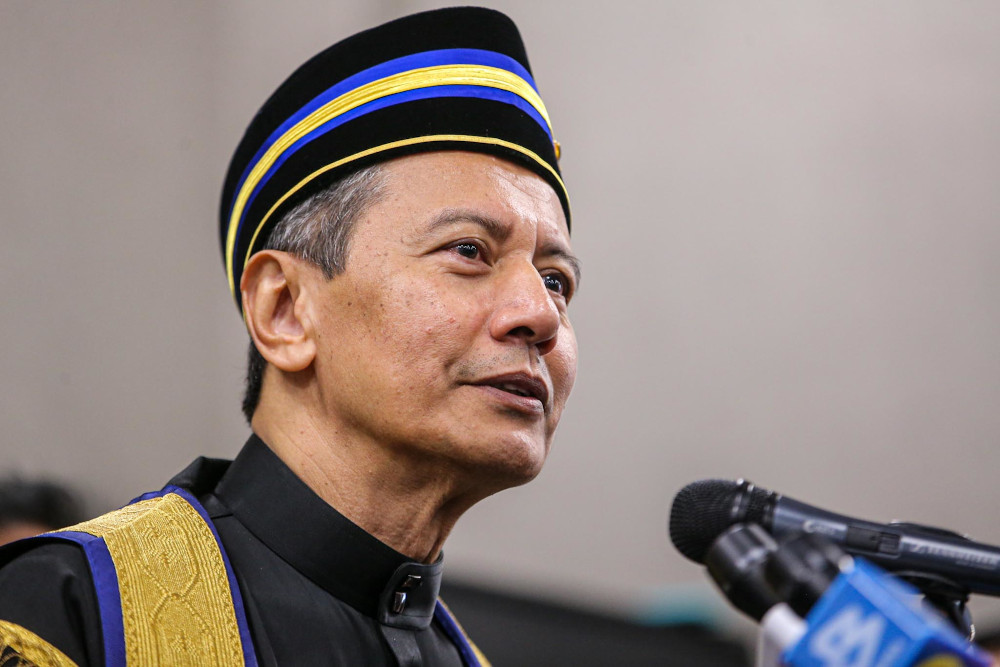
[242,150,577,487]
[222,7,576,493]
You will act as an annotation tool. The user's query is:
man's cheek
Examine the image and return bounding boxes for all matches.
[552,338,579,393]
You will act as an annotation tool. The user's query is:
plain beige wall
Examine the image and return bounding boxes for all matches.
[4,0,1000,631]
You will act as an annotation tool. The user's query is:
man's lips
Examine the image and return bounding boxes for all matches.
[470,372,550,407]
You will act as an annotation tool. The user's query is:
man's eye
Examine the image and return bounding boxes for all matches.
[543,272,568,296]
[451,242,481,259]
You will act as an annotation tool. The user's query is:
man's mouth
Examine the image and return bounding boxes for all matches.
[473,373,549,407]
[495,382,534,398]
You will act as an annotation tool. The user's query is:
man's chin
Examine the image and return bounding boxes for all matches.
[458,433,549,491]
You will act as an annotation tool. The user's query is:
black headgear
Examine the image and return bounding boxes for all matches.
[220,7,568,308]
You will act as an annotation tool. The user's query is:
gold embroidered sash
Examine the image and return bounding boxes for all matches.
[59,492,245,666]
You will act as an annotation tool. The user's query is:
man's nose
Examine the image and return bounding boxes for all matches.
[488,261,561,355]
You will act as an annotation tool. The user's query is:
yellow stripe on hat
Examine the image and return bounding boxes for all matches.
[237,133,570,299]
[225,64,553,294]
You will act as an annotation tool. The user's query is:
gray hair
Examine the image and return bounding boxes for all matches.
[243,164,388,424]
[262,164,387,275]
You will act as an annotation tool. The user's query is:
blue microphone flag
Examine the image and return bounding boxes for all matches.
[783,560,991,667]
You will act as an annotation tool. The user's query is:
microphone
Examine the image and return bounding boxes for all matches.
[670,479,1000,597]
[696,525,993,666]
[703,523,782,620]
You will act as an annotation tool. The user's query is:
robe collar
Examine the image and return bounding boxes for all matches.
[173,434,443,629]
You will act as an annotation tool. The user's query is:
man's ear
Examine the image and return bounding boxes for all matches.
[241,250,317,373]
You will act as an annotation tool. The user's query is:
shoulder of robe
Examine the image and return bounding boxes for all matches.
[0,540,98,667]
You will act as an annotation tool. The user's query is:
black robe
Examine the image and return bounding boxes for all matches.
[0,435,472,666]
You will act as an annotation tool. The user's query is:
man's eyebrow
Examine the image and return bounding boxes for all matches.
[423,209,512,242]
[540,244,582,286]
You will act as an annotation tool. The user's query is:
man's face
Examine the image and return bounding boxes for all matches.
[306,151,578,487]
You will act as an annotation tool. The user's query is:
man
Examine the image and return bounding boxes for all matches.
[0,7,578,666]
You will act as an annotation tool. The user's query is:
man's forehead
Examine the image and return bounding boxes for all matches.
[379,152,570,241]
[382,152,567,224]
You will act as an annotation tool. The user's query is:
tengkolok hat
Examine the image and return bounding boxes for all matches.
[219,6,568,308]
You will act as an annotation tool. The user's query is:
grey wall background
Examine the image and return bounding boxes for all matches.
[3,0,1000,638]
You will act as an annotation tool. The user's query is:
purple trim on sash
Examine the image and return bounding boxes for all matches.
[42,530,127,667]
[434,601,483,667]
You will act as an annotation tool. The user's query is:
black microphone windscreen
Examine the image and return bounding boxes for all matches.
[670,478,777,563]
[669,479,743,563]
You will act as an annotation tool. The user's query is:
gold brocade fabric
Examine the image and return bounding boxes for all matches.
[0,620,78,667]
[59,494,245,667]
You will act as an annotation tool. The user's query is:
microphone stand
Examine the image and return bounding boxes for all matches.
[895,570,973,640]
[885,522,977,639]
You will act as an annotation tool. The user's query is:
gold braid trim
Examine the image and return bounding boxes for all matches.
[0,620,78,667]
[470,639,491,667]
[436,599,492,667]
[59,493,244,666]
